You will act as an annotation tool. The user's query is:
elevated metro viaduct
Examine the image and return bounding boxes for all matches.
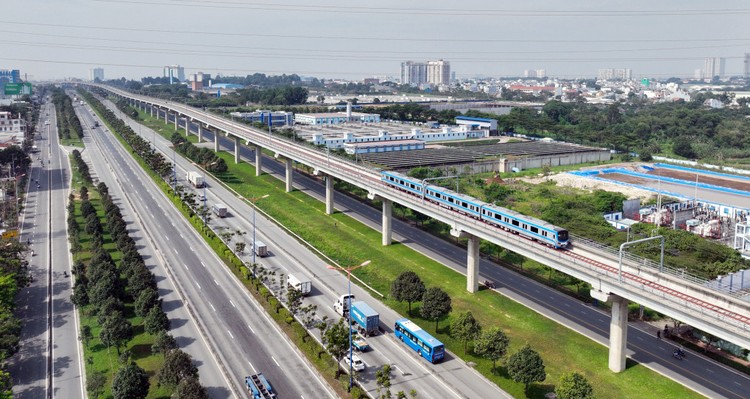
[95,84,750,373]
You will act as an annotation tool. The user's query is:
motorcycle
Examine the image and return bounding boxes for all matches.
[672,349,684,360]
[483,280,496,289]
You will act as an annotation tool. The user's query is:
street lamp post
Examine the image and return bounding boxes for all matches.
[327,260,371,392]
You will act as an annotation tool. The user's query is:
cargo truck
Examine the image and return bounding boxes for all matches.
[350,301,380,336]
[212,203,228,217]
[186,171,205,188]
[287,273,312,295]
[333,294,355,316]
[252,240,268,257]
[245,373,276,399]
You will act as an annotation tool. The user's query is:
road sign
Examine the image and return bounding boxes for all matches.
[1,229,18,239]
[2,83,31,95]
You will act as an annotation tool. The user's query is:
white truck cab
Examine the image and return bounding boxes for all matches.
[333,294,355,316]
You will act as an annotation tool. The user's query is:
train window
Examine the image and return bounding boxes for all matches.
[512,220,519,227]
[530,226,538,234]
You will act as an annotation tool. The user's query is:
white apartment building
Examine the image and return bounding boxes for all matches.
[703,57,725,79]
[0,111,26,144]
[597,68,632,81]
[426,60,450,85]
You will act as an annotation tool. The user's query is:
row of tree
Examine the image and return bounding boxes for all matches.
[67,177,207,398]
[78,89,174,180]
[392,271,592,397]
[50,89,83,141]
[169,132,228,173]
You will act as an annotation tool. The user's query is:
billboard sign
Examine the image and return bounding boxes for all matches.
[3,83,31,95]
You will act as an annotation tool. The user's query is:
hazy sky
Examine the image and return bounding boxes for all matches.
[2,0,749,81]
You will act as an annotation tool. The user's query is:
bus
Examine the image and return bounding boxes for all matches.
[394,318,445,363]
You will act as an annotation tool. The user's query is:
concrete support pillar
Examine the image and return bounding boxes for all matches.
[197,124,203,143]
[255,145,262,176]
[150,105,154,117]
[325,175,334,215]
[214,131,220,152]
[467,234,480,293]
[285,158,293,192]
[382,199,392,246]
[185,118,189,137]
[608,295,629,373]
[234,136,241,164]
[174,113,178,129]
[164,109,168,123]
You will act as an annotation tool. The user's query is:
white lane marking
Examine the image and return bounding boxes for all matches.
[190,246,194,252]
[209,302,216,312]
[196,283,201,290]
[173,248,178,254]
[164,236,170,241]
[230,300,236,308]
[227,330,234,339]
[247,361,256,374]
[201,261,206,268]
[184,265,189,271]
[247,324,255,334]
[149,212,154,218]
[214,279,219,286]
[180,233,184,238]
[272,356,280,367]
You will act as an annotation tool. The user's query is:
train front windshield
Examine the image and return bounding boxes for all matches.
[558,230,569,242]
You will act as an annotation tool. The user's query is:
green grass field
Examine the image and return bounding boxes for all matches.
[130,107,704,399]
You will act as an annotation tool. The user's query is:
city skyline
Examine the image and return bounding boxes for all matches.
[1,1,750,81]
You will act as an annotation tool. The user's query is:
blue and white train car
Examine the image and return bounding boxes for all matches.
[381,170,569,248]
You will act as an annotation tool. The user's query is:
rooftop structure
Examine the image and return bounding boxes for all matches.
[0,111,26,145]
[231,110,293,126]
[163,65,185,82]
[309,124,487,150]
[89,67,104,82]
[344,139,425,155]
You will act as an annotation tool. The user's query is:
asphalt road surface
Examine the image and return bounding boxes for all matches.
[88,99,335,398]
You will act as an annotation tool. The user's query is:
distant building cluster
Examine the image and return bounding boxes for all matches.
[695,57,726,80]
[400,60,450,86]
[89,67,104,81]
[745,53,750,77]
[187,72,211,91]
[523,69,546,78]
[0,70,21,84]
[163,65,185,82]
[597,68,633,81]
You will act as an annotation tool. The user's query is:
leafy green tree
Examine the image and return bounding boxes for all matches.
[152,330,178,355]
[172,376,209,399]
[0,370,12,399]
[158,349,198,388]
[99,311,132,355]
[673,139,696,159]
[507,344,546,389]
[375,364,392,399]
[474,327,509,370]
[144,306,170,335]
[87,370,107,398]
[390,271,426,315]
[112,362,149,399]
[79,325,93,348]
[135,288,159,318]
[556,372,594,399]
[450,312,481,353]
[322,318,349,377]
[421,287,452,331]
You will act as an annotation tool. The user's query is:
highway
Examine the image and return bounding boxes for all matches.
[9,99,85,398]
[81,98,334,398]
[163,111,750,398]
[102,98,513,398]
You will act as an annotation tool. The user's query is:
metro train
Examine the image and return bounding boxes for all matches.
[381,171,570,249]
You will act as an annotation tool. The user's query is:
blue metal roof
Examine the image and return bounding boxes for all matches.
[455,116,495,123]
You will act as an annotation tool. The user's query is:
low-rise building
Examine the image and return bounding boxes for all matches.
[344,139,425,154]
[295,111,380,125]
[231,110,293,126]
[0,111,26,144]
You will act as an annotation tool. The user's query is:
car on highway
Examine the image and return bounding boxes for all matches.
[345,353,365,372]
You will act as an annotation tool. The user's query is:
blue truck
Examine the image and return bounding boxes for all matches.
[350,301,380,337]
[245,373,276,399]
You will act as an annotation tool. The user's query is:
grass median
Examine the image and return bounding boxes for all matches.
[131,106,702,399]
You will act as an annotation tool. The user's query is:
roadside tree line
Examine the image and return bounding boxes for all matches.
[67,166,207,398]
[391,271,594,399]
[50,89,83,141]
